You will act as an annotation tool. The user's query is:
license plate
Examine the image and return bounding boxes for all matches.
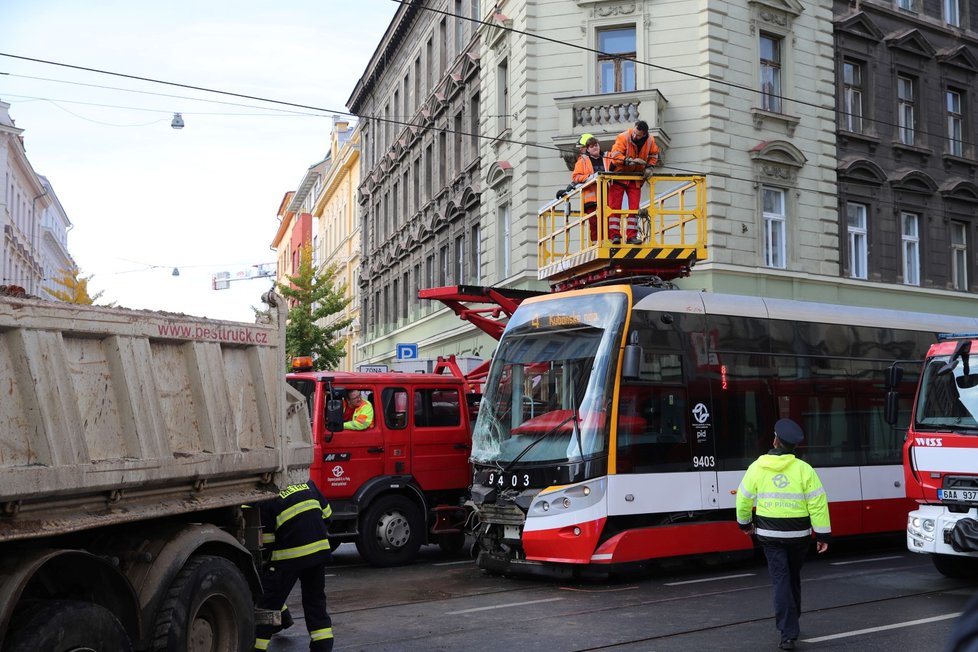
[938,488,978,502]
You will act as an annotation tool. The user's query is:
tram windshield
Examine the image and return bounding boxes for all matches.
[915,355,978,431]
[471,292,628,464]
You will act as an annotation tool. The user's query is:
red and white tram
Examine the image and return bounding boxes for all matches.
[469,285,978,575]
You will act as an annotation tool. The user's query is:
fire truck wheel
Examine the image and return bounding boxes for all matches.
[356,494,424,567]
[5,599,132,651]
[152,554,254,652]
[932,553,978,578]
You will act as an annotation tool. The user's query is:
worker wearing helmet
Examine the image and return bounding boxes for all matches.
[736,419,831,650]
[571,134,613,243]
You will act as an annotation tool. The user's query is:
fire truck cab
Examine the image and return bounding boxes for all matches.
[287,365,475,566]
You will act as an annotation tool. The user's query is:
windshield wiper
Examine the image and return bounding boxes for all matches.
[502,412,578,474]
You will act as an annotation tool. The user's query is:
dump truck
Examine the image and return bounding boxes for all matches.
[0,289,311,651]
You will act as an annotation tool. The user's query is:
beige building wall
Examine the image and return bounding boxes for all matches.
[313,119,362,372]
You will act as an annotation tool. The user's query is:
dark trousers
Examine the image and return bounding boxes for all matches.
[255,560,333,651]
[762,541,809,641]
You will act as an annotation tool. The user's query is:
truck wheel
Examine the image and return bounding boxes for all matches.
[932,553,978,578]
[153,554,254,652]
[356,495,424,567]
[5,599,131,652]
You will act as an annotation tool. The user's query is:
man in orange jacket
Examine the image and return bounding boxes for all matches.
[608,120,660,245]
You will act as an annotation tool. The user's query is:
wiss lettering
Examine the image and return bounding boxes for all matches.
[914,437,943,447]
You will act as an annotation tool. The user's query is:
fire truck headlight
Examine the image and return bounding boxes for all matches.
[909,516,921,534]
[922,519,935,533]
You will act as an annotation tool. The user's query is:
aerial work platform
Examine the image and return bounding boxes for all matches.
[538,173,707,291]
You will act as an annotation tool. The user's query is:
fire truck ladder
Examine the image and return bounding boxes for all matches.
[538,173,707,291]
[418,285,544,392]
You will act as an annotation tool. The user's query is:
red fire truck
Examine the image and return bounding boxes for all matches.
[888,333,978,577]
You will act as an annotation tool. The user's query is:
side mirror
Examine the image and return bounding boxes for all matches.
[622,331,642,380]
[326,398,344,434]
[884,390,899,426]
[885,364,903,390]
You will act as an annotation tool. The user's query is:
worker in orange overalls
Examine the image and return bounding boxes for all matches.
[571,133,613,244]
[608,120,660,245]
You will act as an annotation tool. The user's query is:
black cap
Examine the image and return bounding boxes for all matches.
[774,418,804,445]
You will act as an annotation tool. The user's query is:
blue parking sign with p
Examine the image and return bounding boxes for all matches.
[396,343,418,360]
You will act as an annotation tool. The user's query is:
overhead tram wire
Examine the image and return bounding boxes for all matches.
[0,53,955,206]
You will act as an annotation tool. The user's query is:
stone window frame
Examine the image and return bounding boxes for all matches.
[748,0,803,135]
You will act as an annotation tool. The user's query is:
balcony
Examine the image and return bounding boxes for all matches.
[553,89,669,168]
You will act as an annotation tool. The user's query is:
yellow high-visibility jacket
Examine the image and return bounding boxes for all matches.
[736,450,831,544]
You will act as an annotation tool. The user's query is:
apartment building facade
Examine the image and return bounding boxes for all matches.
[36,175,74,298]
[313,119,362,371]
[834,0,978,312]
[348,0,488,366]
[1,100,50,295]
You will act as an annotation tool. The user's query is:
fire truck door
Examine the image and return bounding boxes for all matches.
[410,386,471,491]
[318,387,385,500]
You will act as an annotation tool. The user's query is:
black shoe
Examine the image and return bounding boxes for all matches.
[626,236,642,245]
[610,236,621,245]
[779,639,795,650]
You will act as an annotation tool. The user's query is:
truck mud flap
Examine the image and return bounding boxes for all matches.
[950,518,978,552]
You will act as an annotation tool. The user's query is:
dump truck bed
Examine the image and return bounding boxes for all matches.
[0,292,311,542]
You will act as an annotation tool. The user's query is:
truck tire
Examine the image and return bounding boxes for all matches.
[356,494,424,567]
[152,554,254,652]
[932,553,978,578]
[5,599,131,652]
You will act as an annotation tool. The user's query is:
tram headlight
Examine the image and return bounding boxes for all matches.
[582,485,591,496]
[540,501,550,512]
[561,497,571,509]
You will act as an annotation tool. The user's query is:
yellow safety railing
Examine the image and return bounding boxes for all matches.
[537,173,707,283]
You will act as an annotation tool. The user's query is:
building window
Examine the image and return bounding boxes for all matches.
[470,94,480,154]
[454,112,464,173]
[897,75,916,146]
[438,131,447,186]
[945,0,961,26]
[455,0,465,53]
[762,186,786,269]
[439,245,450,285]
[947,90,964,157]
[414,57,421,108]
[901,212,920,286]
[898,0,919,13]
[496,59,509,133]
[847,202,868,280]
[498,203,512,278]
[842,60,864,133]
[455,235,465,285]
[951,221,968,290]
[760,34,782,113]
[597,27,636,94]
[470,224,481,284]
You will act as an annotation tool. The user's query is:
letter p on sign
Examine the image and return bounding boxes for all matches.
[396,343,419,360]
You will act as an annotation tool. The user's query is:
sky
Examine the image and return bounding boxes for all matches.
[0,0,398,321]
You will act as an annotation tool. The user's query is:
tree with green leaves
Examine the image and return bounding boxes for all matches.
[277,244,353,371]
[46,265,109,304]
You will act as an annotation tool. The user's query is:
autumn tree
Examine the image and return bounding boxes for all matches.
[46,265,108,304]
[277,244,352,370]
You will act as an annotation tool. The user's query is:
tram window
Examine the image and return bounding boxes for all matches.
[852,358,907,465]
[615,385,688,473]
[709,314,770,353]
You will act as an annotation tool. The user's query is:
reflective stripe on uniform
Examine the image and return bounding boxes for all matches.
[756,527,811,538]
[310,627,334,641]
[255,638,270,650]
[276,499,322,529]
[262,533,276,544]
[322,504,332,520]
[270,538,331,561]
[737,486,756,500]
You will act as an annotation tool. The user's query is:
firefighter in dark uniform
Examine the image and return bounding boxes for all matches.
[254,479,334,652]
[736,419,831,651]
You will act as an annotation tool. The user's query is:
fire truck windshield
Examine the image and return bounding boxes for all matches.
[915,356,978,431]
[471,292,628,464]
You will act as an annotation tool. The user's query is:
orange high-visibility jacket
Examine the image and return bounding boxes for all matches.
[572,153,612,205]
[609,130,660,174]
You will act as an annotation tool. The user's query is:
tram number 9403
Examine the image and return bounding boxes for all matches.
[692,455,716,468]
[485,471,531,489]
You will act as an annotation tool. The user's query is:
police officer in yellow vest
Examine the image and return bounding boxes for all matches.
[254,479,334,652]
[736,419,831,651]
